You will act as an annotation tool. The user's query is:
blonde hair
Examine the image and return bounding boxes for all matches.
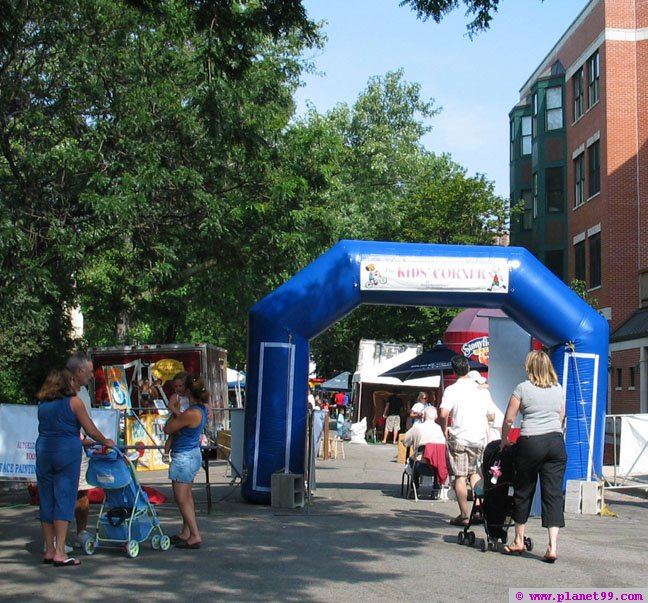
[525,350,558,388]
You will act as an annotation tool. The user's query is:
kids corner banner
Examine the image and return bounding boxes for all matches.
[360,256,509,293]
[0,404,119,480]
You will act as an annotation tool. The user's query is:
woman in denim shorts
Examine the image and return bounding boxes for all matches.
[163,376,209,549]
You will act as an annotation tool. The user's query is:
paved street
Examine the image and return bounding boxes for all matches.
[1,442,647,602]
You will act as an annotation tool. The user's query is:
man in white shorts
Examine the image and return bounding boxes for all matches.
[66,353,96,548]
[439,356,495,526]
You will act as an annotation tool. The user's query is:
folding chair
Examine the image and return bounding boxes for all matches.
[401,445,438,501]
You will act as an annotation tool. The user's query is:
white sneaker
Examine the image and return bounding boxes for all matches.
[73,530,93,549]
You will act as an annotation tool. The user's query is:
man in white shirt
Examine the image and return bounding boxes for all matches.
[66,353,96,548]
[467,370,504,443]
[402,406,445,453]
[402,406,445,496]
[439,356,495,526]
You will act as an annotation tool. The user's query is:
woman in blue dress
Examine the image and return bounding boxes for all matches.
[163,376,209,549]
[36,368,115,566]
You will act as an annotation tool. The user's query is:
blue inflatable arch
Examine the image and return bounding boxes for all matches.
[242,240,608,504]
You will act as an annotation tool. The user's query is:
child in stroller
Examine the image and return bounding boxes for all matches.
[456,439,533,553]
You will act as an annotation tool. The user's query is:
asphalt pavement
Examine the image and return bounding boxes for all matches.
[1,442,647,602]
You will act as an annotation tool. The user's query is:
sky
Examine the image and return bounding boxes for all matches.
[294,0,590,198]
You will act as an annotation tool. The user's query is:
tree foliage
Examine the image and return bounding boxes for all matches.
[399,0,510,37]
[0,1,510,401]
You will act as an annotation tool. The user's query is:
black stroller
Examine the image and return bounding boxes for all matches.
[457,439,534,553]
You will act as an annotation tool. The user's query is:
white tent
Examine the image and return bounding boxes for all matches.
[352,349,440,422]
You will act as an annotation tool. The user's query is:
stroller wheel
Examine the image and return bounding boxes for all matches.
[479,538,487,552]
[126,540,140,558]
[151,535,161,550]
[83,539,96,556]
[467,532,476,546]
[524,536,534,552]
[159,535,171,551]
[457,531,465,545]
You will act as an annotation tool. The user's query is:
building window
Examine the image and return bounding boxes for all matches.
[616,368,622,389]
[532,92,538,138]
[545,86,563,130]
[589,231,601,288]
[588,51,599,108]
[574,240,586,281]
[510,120,515,158]
[545,250,564,280]
[533,172,538,219]
[588,140,600,197]
[573,68,584,120]
[641,272,648,308]
[574,154,585,207]
[629,365,636,389]
[546,167,563,213]
[521,116,532,155]
[521,189,533,230]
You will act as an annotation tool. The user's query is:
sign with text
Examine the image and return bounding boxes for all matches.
[0,404,119,480]
[125,415,168,471]
[360,256,509,293]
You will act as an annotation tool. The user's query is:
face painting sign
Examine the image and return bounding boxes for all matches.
[360,256,509,293]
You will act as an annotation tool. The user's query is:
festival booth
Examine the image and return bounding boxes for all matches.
[242,240,609,505]
[352,349,441,428]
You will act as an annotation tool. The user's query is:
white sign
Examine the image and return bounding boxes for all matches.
[619,415,648,475]
[0,404,119,480]
[360,256,509,293]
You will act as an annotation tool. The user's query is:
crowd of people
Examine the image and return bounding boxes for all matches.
[378,349,566,563]
[34,354,209,566]
[33,347,567,566]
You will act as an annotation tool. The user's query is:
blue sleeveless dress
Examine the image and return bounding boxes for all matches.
[36,397,82,522]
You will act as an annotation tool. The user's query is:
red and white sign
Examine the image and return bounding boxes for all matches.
[360,256,509,293]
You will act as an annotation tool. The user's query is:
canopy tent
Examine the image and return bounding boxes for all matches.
[380,342,487,382]
[352,349,441,423]
[319,371,352,391]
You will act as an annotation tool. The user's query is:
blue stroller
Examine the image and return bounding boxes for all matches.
[84,447,170,558]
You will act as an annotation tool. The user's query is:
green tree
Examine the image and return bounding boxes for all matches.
[291,72,509,375]
[0,0,320,399]
[399,0,539,37]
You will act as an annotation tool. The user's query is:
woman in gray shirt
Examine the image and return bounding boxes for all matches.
[500,350,566,563]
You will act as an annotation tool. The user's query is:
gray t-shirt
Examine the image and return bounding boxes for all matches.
[513,380,564,436]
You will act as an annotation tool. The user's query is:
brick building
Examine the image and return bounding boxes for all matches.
[509,0,648,414]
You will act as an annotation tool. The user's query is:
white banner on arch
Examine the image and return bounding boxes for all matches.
[360,256,509,293]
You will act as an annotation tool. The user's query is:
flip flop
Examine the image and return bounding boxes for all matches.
[175,542,201,549]
[42,558,54,565]
[449,516,469,526]
[53,557,81,567]
[502,545,525,556]
[170,535,188,545]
